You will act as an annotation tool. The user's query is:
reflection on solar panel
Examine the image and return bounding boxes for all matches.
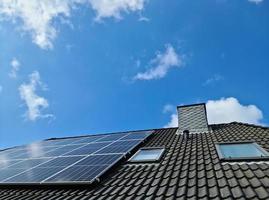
[0,130,153,184]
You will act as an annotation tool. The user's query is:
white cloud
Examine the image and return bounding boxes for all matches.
[138,16,150,22]
[0,0,86,49]
[134,44,184,80]
[9,57,20,78]
[164,113,177,128]
[206,97,263,125]
[248,0,263,4]
[18,71,54,121]
[163,104,174,114]
[0,0,146,49]
[90,0,146,21]
[164,97,264,127]
[203,74,223,86]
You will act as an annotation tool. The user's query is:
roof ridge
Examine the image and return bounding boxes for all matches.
[209,121,269,129]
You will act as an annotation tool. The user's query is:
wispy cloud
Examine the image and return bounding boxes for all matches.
[138,13,150,22]
[0,0,146,49]
[90,0,146,21]
[164,97,264,127]
[9,58,20,78]
[163,104,174,114]
[18,71,54,121]
[203,74,223,86]
[248,0,263,4]
[134,44,184,81]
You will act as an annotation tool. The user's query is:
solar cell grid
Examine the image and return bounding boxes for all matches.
[75,154,122,166]
[43,145,83,157]
[97,134,126,142]
[70,136,105,144]
[5,167,64,183]
[0,168,27,181]
[121,131,152,140]
[5,146,61,160]
[65,147,100,156]
[0,148,17,155]
[53,138,83,146]
[0,130,153,184]
[79,142,111,149]
[38,140,65,147]
[95,145,133,154]
[64,142,111,156]
[3,151,28,160]
[0,160,22,168]
[111,140,141,146]
[39,138,83,146]
[38,156,85,167]
[9,158,50,169]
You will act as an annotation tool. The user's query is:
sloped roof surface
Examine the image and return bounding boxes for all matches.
[1,122,269,199]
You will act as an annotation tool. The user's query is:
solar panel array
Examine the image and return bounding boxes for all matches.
[0,130,153,184]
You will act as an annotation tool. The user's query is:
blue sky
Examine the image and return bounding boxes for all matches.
[0,0,268,149]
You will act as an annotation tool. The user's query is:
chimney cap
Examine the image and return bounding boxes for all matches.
[177,103,206,109]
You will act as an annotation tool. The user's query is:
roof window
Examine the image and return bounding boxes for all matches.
[216,141,269,161]
[129,147,165,162]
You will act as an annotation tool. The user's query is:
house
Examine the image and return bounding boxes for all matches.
[1,103,269,199]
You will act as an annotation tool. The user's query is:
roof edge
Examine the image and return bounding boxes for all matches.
[45,127,178,141]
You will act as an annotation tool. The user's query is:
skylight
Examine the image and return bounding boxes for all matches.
[216,142,269,161]
[129,147,165,162]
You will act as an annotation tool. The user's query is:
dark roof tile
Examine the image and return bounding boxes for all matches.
[208,186,219,198]
[218,177,228,188]
[220,186,232,198]
[228,177,239,188]
[197,177,206,188]
[176,185,187,198]
[198,186,207,198]
[231,186,243,198]
[260,176,269,187]
[238,177,250,188]
[255,187,269,199]
[242,186,256,199]
[1,123,269,199]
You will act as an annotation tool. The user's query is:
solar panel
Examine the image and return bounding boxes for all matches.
[0,130,153,184]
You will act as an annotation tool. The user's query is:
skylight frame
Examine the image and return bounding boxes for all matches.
[215,141,269,162]
[128,147,165,163]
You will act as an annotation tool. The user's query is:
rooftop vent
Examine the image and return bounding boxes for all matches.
[177,103,209,134]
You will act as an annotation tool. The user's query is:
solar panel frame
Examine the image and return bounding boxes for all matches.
[43,165,109,183]
[0,130,154,185]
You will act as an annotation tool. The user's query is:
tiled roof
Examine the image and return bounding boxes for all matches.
[1,122,269,199]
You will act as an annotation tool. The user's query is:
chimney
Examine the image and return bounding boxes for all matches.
[177,103,209,134]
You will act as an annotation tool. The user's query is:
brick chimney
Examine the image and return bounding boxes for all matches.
[177,103,209,134]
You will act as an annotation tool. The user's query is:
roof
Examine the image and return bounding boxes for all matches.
[1,122,269,199]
